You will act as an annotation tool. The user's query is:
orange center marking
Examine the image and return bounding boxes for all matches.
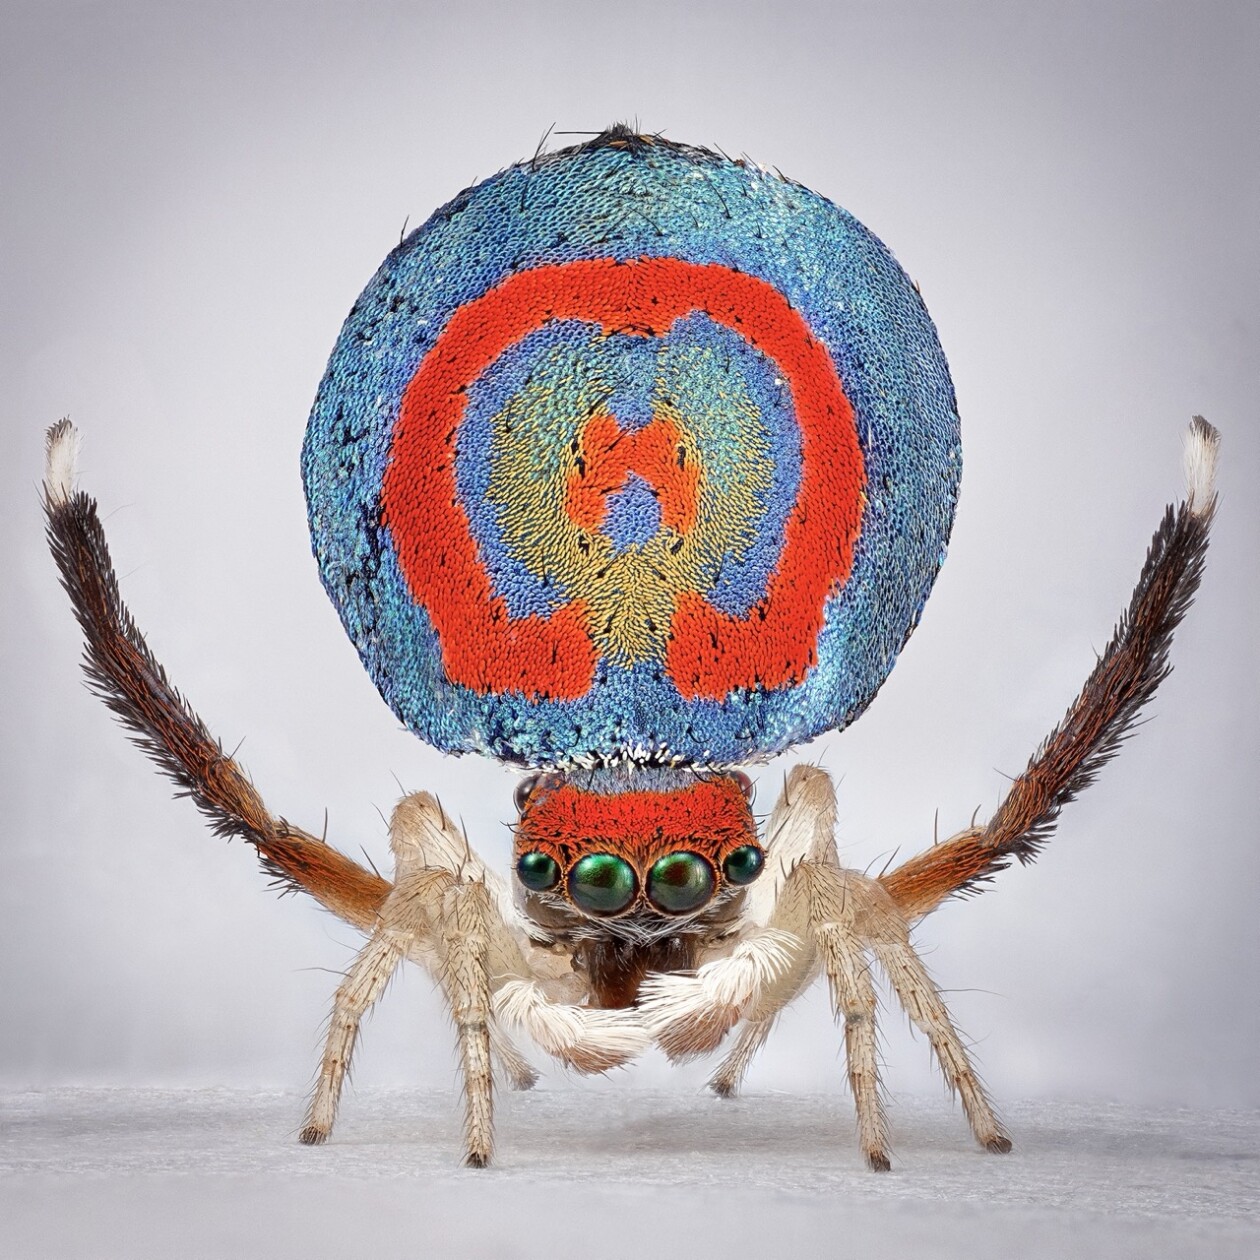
[564,412,699,535]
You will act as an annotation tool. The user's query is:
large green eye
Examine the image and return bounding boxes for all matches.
[568,854,637,915]
[723,845,764,886]
[516,851,560,892]
[647,852,716,914]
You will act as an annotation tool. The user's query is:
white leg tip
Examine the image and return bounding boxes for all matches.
[1183,415,1220,518]
[44,418,81,507]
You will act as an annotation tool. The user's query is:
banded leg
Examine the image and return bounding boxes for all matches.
[300,926,407,1144]
[871,932,1010,1153]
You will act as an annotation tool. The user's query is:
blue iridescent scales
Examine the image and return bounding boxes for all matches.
[302,132,961,767]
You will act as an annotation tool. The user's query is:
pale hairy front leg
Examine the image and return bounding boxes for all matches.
[392,793,651,1078]
[491,1023,540,1091]
[301,790,651,1161]
[707,769,839,1095]
[299,859,460,1148]
[708,1015,776,1099]
[804,858,1010,1157]
[706,949,818,1097]
[299,796,508,1160]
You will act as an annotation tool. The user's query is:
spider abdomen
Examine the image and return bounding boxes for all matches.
[303,132,961,768]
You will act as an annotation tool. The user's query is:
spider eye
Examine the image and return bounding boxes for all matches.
[646,852,716,914]
[568,854,637,916]
[730,770,755,803]
[516,851,560,892]
[723,845,765,886]
[514,774,541,813]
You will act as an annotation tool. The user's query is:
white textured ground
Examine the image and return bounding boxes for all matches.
[2,1089,1257,1259]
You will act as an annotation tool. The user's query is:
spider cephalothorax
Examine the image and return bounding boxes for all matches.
[45,124,1217,1170]
[513,769,761,1006]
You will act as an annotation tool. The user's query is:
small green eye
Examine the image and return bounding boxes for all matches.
[516,851,560,892]
[723,845,765,886]
[647,851,716,914]
[568,854,637,915]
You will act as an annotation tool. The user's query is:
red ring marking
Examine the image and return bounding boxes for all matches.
[381,257,865,702]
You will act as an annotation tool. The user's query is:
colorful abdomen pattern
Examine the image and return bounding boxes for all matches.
[303,133,960,769]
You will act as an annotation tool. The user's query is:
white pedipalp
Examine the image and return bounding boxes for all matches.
[493,979,650,1073]
[638,929,802,1059]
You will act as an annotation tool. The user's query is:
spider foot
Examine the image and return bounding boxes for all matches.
[298,1124,330,1146]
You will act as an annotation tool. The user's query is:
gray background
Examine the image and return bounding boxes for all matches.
[3,0,1257,1114]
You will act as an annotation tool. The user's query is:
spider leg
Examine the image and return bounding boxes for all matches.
[706,945,819,1096]
[800,855,1010,1164]
[43,420,390,928]
[705,801,830,1091]
[389,792,650,1078]
[815,917,890,1171]
[869,927,1010,1154]
[707,1015,775,1099]
[300,925,407,1145]
[440,877,495,1166]
[715,766,1007,1166]
[880,417,1219,922]
[490,1023,540,1091]
[709,766,841,1091]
